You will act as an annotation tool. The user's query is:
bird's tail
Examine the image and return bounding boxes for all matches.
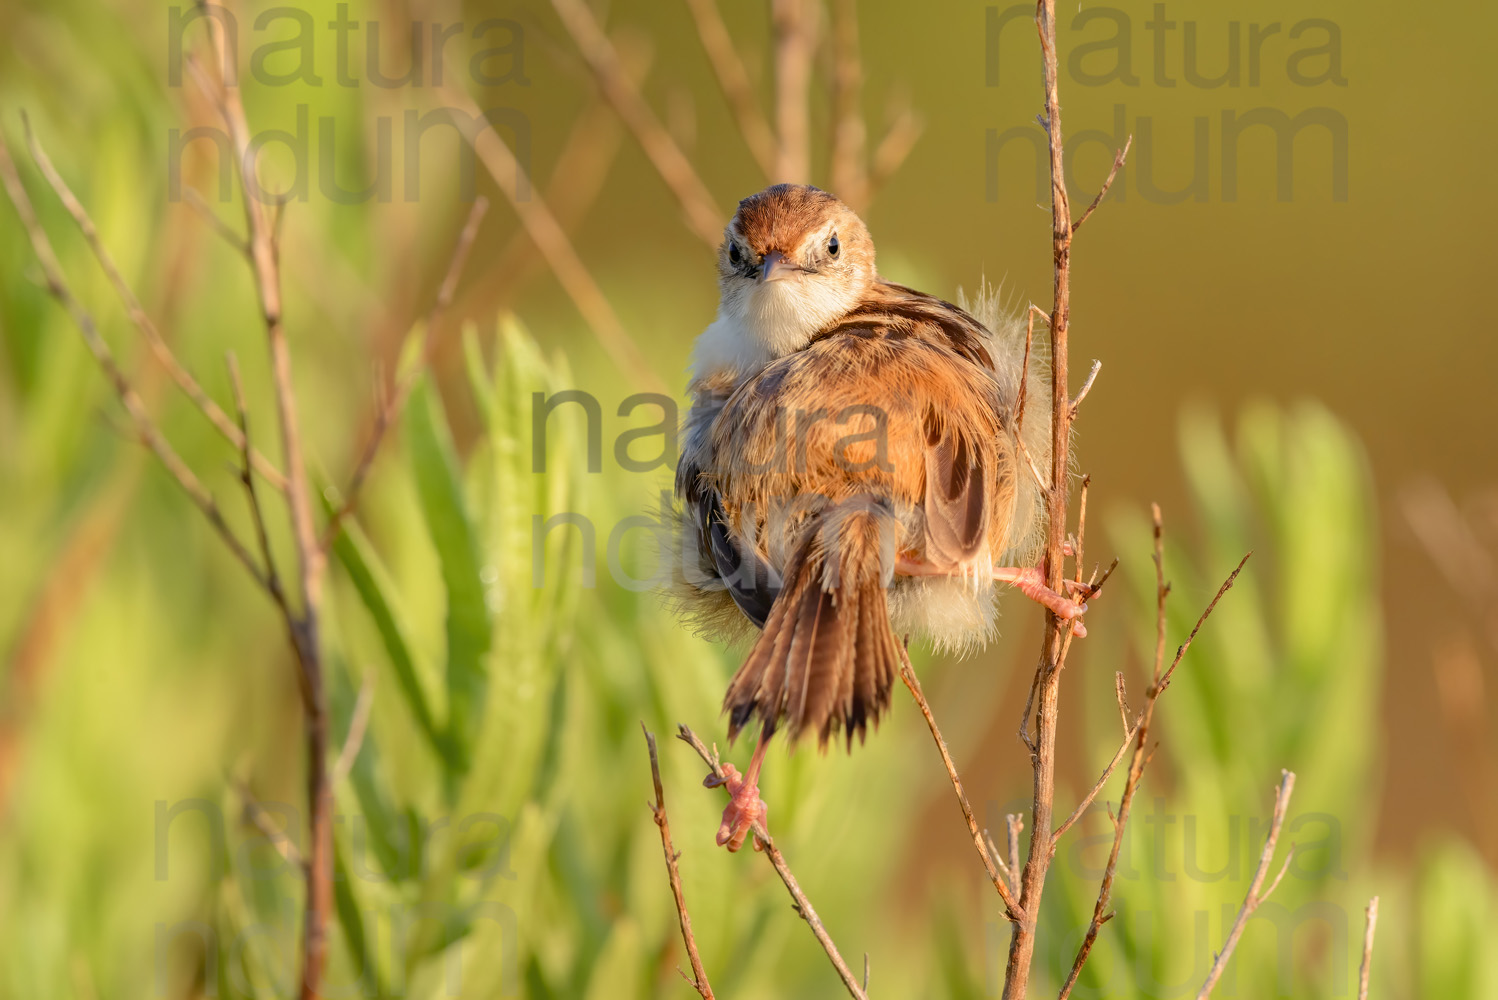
[723,496,903,751]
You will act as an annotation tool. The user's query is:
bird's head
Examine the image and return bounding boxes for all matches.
[714,184,876,358]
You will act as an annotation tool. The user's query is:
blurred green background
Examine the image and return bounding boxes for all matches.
[1,0,1495,996]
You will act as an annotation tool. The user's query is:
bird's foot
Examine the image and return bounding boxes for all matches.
[705,763,768,852]
[993,566,1091,637]
[895,557,1093,637]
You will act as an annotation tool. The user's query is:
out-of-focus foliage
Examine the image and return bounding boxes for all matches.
[1,0,1495,996]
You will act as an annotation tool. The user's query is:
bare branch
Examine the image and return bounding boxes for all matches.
[1358,896,1380,1000]
[549,0,724,246]
[1155,551,1253,697]
[20,113,288,493]
[867,104,924,200]
[1056,515,1249,999]
[1069,359,1101,417]
[771,0,817,183]
[1195,770,1298,999]
[682,0,778,178]
[226,352,287,616]
[331,670,375,787]
[1052,716,1142,844]
[828,0,868,207]
[183,186,250,257]
[192,5,332,995]
[897,642,1024,920]
[436,85,665,393]
[1006,814,1024,900]
[232,776,306,870]
[192,0,324,617]
[1068,135,1132,237]
[985,827,1015,889]
[677,725,868,999]
[1011,304,1050,496]
[643,725,715,999]
[1013,304,1040,441]
[0,132,268,591]
[320,196,490,550]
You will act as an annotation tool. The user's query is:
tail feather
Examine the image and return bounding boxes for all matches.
[723,498,901,750]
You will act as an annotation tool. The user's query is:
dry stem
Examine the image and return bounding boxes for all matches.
[1001,4,1078,968]
[320,196,489,550]
[191,4,333,991]
[20,113,287,493]
[1358,896,1379,1000]
[771,0,816,183]
[1057,509,1250,998]
[682,0,778,178]
[643,725,714,998]
[0,137,268,591]
[828,0,868,207]
[549,0,723,246]
[676,725,868,999]
[1069,135,1133,237]
[896,643,1023,920]
[436,85,663,393]
[1195,770,1298,999]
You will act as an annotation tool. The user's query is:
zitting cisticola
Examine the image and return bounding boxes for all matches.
[673,184,1087,851]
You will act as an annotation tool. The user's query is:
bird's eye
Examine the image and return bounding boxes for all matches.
[728,243,742,265]
[828,234,840,257]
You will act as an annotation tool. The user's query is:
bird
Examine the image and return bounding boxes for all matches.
[671,183,1089,852]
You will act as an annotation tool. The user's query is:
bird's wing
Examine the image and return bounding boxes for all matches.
[697,484,778,628]
[708,301,1008,571]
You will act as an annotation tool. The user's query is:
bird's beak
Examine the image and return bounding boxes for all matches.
[757,250,797,284]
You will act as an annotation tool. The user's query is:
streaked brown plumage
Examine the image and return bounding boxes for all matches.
[673,184,1080,850]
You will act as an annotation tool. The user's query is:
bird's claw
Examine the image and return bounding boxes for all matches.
[1008,567,1091,637]
[706,762,768,852]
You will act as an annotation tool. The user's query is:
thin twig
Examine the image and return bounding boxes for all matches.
[1068,135,1132,238]
[1069,359,1101,417]
[828,0,868,207]
[226,352,286,615]
[866,104,924,200]
[1011,303,1050,496]
[193,6,331,995]
[984,828,1015,889]
[1013,304,1039,441]
[20,113,288,493]
[1114,672,1131,739]
[1006,814,1024,900]
[682,0,778,178]
[1051,716,1142,844]
[1003,21,1075,964]
[642,725,714,998]
[1195,771,1298,999]
[676,725,868,999]
[1155,552,1253,697]
[549,0,723,246]
[319,196,489,551]
[897,642,1023,920]
[0,133,268,591]
[1358,896,1379,1000]
[331,670,375,787]
[771,0,816,183]
[183,185,250,257]
[443,61,633,327]
[436,85,664,393]
[232,776,306,870]
[1056,512,1249,999]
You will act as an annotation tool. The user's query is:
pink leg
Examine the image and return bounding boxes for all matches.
[704,731,770,852]
[896,558,1091,636]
